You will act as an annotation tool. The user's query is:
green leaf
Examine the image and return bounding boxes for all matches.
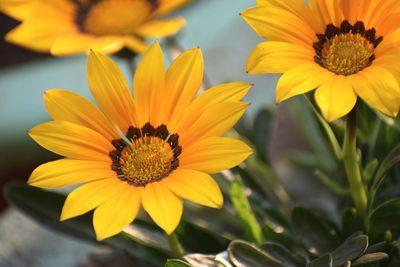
[309,234,368,267]
[352,253,389,265]
[176,220,230,254]
[362,159,378,184]
[228,240,285,267]
[184,254,226,267]
[314,169,350,196]
[370,198,400,231]
[291,207,339,255]
[330,233,368,266]
[165,259,192,267]
[229,178,264,244]
[341,209,363,239]
[365,242,388,254]
[259,242,306,267]
[309,253,333,267]
[3,182,170,255]
[370,145,400,202]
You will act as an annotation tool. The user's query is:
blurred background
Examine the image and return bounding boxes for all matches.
[0,1,335,266]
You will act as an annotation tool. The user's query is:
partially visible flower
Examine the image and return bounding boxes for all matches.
[1,0,188,55]
[28,42,252,240]
[242,0,400,121]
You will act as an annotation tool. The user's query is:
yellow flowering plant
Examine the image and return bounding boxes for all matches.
[4,0,400,266]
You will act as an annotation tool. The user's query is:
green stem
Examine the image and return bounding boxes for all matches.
[343,109,368,225]
[167,232,185,258]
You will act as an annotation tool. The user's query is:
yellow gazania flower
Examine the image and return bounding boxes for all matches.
[1,0,188,55]
[241,0,400,121]
[28,42,253,240]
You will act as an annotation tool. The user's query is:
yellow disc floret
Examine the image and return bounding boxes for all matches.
[321,33,374,76]
[119,136,174,185]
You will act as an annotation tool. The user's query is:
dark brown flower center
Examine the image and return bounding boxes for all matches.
[313,21,383,76]
[109,123,181,187]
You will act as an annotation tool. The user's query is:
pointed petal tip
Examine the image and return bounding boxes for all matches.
[161,222,178,235]
[188,46,202,55]
[275,93,289,104]
[59,212,69,222]
[88,49,105,60]
[94,232,110,242]
[149,40,161,48]
[212,193,224,209]
[323,113,341,123]
[245,149,254,158]
[238,81,254,88]
[26,179,35,187]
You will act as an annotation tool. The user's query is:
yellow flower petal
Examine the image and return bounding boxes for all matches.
[29,120,113,161]
[44,89,118,141]
[179,102,249,147]
[51,35,124,56]
[339,0,367,24]
[350,66,400,117]
[361,0,400,31]
[240,5,316,45]
[309,0,341,28]
[180,137,253,173]
[246,41,314,74]
[276,63,335,102]
[6,21,73,53]
[133,42,165,127]
[176,82,252,131]
[88,50,137,133]
[374,12,400,37]
[124,36,148,53]
[50,34,95,56]
[375,31,400,57]
[28,159,115,188]
[61,178,125,221]
[142,182,182,234]
[161,48,204,128]
[89,36,125,55]
[136,18,186,38]
[0,0,32,20]
[315,75,357,121]
[93,185,142,241]
[5,0,77,52]
[257,0,323,33]
[165,169,223,208]
[155,0,189,16]
[256,0,268,5]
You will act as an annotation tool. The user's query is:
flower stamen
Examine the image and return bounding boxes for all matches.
[314,21,383,76]
[109,123,181,186]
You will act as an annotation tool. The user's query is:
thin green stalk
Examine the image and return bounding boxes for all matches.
[342,109,368,225]
[167,232,185,258]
